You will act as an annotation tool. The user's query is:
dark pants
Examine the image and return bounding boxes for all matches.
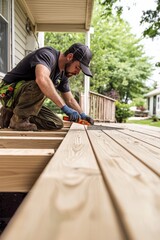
[2,80,63,130]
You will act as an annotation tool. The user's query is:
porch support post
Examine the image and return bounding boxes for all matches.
[38,32,44,48]
[84,30,90,115]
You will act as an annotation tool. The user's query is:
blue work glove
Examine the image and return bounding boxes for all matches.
[61,105,80,122]
[80,112,94,125]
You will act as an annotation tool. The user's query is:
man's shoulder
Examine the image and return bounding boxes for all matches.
[37,46,59,56]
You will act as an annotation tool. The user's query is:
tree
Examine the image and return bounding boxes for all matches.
[99,0,160,39]
[44,1,153,103]
[141,0,160,40]
[90,3,152,103]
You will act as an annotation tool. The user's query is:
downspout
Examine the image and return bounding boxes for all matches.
[11,0,15,69]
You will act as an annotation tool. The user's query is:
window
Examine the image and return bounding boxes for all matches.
[147,98,150,110]
[157,95,160,110]
[0,0,9,73]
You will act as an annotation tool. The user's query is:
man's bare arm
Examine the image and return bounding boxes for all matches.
[61,91,83,114]
[35,64,83,122]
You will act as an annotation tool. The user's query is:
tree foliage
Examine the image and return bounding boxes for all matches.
[90,3,152,103]
[99,0,160,39]
[44,1,153,103]
[141,0,160,38]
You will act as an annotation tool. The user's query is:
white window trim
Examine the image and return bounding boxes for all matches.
[0,13,8,74]
[0,0,12,75]
[157,95,160,110]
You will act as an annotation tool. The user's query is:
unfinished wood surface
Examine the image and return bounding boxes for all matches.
[101,123,160,138]
[103,129,160,176]
[118,128,160,149]
[0,130,66,137]
[87,129,160,240]
[123,125,160,139]
[0,149,54,192]
[1,123,124,240]
[0,136,63,149]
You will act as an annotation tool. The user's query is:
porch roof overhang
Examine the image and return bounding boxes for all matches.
[144,88,160,98]
[18,0,94,32]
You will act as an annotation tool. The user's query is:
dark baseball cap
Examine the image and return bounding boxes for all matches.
[68,43,93,77]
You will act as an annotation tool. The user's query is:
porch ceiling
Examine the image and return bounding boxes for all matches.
[18,0,94,32]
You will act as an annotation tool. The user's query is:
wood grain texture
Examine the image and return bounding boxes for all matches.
[0,149,54,192]
[104,129,160,176]
[0,131,66,137]
[1,123,124,240]
[87,129,160,240]
[122,125,160,139]
[99,123,160,138]
[0,136,63,149]
[118,128,160,149]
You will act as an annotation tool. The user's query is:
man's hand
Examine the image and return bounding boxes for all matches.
[80,113,94,125]
[61,105,80,122]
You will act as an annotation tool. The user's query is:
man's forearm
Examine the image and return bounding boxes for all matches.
[36,76,65,108]
[65,97,83,114]
[35,64,66,108]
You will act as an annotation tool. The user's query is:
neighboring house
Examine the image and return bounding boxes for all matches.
[144,88,160,118]
[0,0,94,80]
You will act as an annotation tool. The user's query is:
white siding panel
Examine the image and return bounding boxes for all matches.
[14,1,28,65]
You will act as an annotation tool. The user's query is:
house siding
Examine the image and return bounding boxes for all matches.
[14,0,28,66]
[0,0,38,81]
[156,95,160,117]
[145,88,160,118]
[146,94,160,118]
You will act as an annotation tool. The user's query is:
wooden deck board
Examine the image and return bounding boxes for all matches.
[87,129,160,240]
[0,125,70,192]
[0,130,67,137]
[0,136,63,149]
[1,122,160,239]
[0,149,54,192]
[118,128,160,149]
[104,129,160,176]
[0,123,124,240]
[101,123,160,138]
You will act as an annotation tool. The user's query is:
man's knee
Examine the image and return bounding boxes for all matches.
[54,119,64,129]
[30,115,64,130]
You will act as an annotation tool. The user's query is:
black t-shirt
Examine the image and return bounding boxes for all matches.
[3,46,70,93]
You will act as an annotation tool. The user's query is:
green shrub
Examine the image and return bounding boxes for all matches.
[152,115,159,122]
[44,99,63,114]
[115,101,133,123]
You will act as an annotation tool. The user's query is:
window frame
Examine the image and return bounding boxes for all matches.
[0,13,8,74]
[0,0,11,77]
[157,95,160,110]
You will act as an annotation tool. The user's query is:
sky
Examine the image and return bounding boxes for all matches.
[119,0,160,87]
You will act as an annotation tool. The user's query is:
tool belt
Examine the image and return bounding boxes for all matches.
[0,80,24,108]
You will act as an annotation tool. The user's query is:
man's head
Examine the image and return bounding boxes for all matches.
[64,43,93,78]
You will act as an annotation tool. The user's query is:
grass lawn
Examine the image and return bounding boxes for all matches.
[127,118,160,128]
